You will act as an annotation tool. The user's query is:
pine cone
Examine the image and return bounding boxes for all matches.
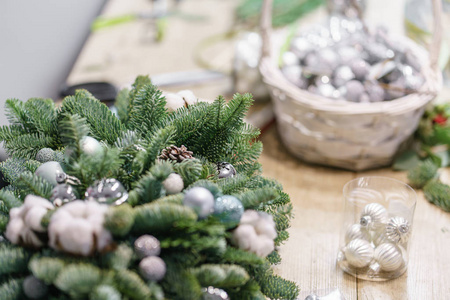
[159,145,193,162]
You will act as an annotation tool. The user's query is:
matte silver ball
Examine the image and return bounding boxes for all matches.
[333,65,355,87]
[183,187,215,218]
[365,82,385,102]
[85,178,128,205]
[162,173,184,195]
[350,58,370,80]
[202,286,230,300]
[344,80,365,102]
[344,238,374,268]
[35,161,64,186]
[386,217,411,244]
[360,203,388,230]
[374,243,403,272]
[23,275,48,299]
[281,51,299,66]
[282,65,307,89]
[36,148,55,163]
[217,162,236,179]
[345,224,371,244]
[317,48,340,69]
[80,136,103,156]
[139,256,166,281]
[134,235,161,258]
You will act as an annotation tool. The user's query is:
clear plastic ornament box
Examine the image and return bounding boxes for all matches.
[259,0,443,171]
[337,177,416,281]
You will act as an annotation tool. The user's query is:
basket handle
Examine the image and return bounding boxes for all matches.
[260,0,443,73]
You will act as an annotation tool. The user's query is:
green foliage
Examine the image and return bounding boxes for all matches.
[104,204,135,237]
[122,75,153,125]
[221,247,265,266]
[0,158,28,184]
[0,278,23,300]
[234,187,278,209]
[3,133,53,159]
[90,285,121,300]
[173,159,202,186]
[16,172,53,199]
[115,88,130,122]
[218,174,251,194]
[407,159,439,188]
[0,190,22,210]
[115,270,152,299]
[161,267,202,300]
[0,245,30,276]
[54,263,101,298]
[423,180,450,212]
[192,264,250,288]
[259,274,299,300]
[59,114,90,152]
[29,257,65,284]
[102,243,134,271]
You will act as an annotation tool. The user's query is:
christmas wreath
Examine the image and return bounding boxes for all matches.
[0,76,298,299]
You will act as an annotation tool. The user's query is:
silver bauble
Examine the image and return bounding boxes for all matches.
[360,203,388,230]
[139,256,166,281]
[365,81,385,102]
[50,183,77,207]
[333,65,355,87]
[317,48,340,69]
[344,238,374,268]
[344,80,365,102]
[80,136,103,156]
[134,235,161,258]
[23,275,48,299]
[36,148,55,163]
[316,83,337,98]
[291,37,313,58]
[345,224,371,244]
[385,216,411,244]
[374,243,403,272]
[213,195,244,224]
[282,51,299,67]
[162,173,184,195]
[217,162,236,179]
[385,78,406,100]
[85,178,128,205]
[183,187,215,218]
[359,93,370,103]
[350,58,369,80]
[282,65,307,89]
[34,161,64,186]
[202,286,230,300]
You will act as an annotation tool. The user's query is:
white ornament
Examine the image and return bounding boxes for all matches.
[35,161,64,186]
[162,173,184,195]
[48,200,112,256]
[345,224,371,244]
[344,238,374,268]
[385,217,411,244]
[5,195,54,247]
[183,187,215,218]
[333,65,355,87]
[164,93,186,112]
[177,90,198,106]
[374,243,403,272]
[80,136,103,156]
[360,203,388,230]
[139,256,166,281]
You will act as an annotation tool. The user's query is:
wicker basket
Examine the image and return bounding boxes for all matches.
[259,0,443,171]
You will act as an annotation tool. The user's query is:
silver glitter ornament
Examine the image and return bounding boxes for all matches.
[36,148,55,163]
[80,136,103,156]
[134,235,161,258]
[345,224,371,244]
[213,195,244,224]
[373,243,403,272]
[344,80,365,102]
[202,286,230,300]
[139,256,166,281]
[34,161,64,186]
[183,187,215,218]
[217,162,236,179]
[85,178,128,205]
[360,203,388,230]
[385,217,411,244]
[333,65,355,87]
[23,275,48,299]
[344,238,374,268]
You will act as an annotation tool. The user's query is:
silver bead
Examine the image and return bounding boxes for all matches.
[282,65,307,89]
[333,65,355,87]
[365,81,385,102]
[134,235,161,258]
[85,178,128,205]
[36,148,55,163]
[217,162,236,179]
[344,80,365,102]
[23,275,48,299]
[316,83,337,98]
[344,238,374,268]
[360,203,388,230]
[374,243,404,272]
[350,58,369,80]
[345,224,371,244]
[139,256,166,281]
[202,286,230,300]
[183,187,215,218]
[386,217,411,244]
[317,48,340,69]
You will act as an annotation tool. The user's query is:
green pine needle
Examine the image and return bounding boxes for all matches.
[54,263,101,298]
[423,180,450,212]
[29,257,66,284]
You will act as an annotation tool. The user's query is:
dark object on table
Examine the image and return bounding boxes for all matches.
[60,82,117,106]
[0,170,8,189]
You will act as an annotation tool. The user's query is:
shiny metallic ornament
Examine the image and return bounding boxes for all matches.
[385,217,411,244]
[344,238,374,268]
[202,286,230,300]
[139,256,166,281]
[213,195,244,224]
[374,243,403,272]
[134,235,161,258]
[34,161,64,186]
[217,162,236,179]
[345,224,371,244]
[183,187,215,218]
[360,203,388,230]
[50,182,77,207]
[350,58,369,80]
[333,65,355,87]
[85,178,128,205]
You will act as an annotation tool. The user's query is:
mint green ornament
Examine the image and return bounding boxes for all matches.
[214,195,244,224]
[34,161,64,186]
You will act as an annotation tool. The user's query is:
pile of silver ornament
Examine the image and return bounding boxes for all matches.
[339,202,412,276]
[281,22,425,103]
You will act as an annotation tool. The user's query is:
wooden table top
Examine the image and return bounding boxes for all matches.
[67,0,450,299]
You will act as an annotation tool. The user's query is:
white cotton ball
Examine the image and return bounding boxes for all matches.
[85,201,108,217]
[177,90,198,106]
[9,207,24,219]
[252,236,275,257]
[5,218,25,244]
[240,210,260,226]
[24,206,48,232]
[58,219,94,256]
[232,224,258,251]
[24,195,54,211]
[61,200,87,218]
[163,173,184,195]
[165,93,185,112]
[254,218,277,240]
[96,229,113,252]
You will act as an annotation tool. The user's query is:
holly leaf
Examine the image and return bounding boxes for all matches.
[392,150,421,171]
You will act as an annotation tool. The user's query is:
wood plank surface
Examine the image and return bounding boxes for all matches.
[66,0,450,299]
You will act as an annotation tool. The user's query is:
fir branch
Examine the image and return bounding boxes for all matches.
[29,257,66,284]
[24,160,41,173]
[407,159,438,188]
[173,158,202,187]
[59,114,90,152]
[5,98,32,130]
[221,247,265,266]
[423,180,450,212]
[132,202,197,234]
[266,251,282,265]
[0,190,22,210]
[192,264,250,288]
[127,84,168,137]
[4,133,53,159]
[0,278,23,300]
[274,230,289,246]
[149,161,173,181]
[234,187,278,209]
[90,285,121,300]
[104,204,135,237]
[0,212,7,231]
[54,263,101,298]
[114,130,141,149]
[0,125,27,143]
[0,245,30,276]
[161,267,202,300]
[124,75,153,125]
[154,193,184,205]
[218,174,251,195]
[60,90,125,145]
[24,98,58,140]
[16,172,53,199]
[115,270,152,299]
[115,88,130,122]
[130,172,164,204]
[101,243,134,271]
[226,279,266,300]
[259,274,299,300]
